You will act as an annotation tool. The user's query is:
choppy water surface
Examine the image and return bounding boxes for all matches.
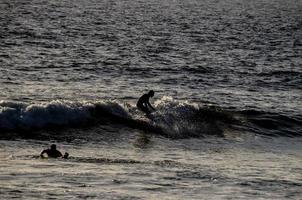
[0,0,302,199]
[1,0,301,114]
[1,134,302,200]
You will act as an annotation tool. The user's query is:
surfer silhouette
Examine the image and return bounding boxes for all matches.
[40,144,69,159]
[137,90,156,116]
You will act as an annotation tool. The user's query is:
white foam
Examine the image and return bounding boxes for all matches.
[151,97,222,137]
[0,100,104,130]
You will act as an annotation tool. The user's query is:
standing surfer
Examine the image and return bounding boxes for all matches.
[137,90,156,116]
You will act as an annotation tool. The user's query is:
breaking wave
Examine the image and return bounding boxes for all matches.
[0,97,301,139]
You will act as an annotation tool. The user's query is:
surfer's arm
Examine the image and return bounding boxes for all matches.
[147,101,155,111]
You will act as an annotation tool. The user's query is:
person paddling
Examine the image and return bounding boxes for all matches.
[40,144,69,159]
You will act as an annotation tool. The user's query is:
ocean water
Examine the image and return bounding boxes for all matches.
[0,0,302,199]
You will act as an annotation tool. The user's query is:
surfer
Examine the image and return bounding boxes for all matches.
[137,90,156,115]
[40,144,69,159]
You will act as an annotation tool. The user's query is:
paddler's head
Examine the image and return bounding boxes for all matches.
[50,144,57,150]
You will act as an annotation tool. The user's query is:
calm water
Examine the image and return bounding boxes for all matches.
[0,0,302,199]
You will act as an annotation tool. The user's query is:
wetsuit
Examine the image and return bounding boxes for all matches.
[40,149,63,158]
[137,94,152,115]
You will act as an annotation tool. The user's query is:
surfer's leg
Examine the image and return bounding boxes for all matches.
[144,107,151,116]
[139,106,150,115]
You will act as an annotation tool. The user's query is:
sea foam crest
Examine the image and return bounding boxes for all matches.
[0,98,225,137]
[0,99,134,131]
[0,100,99,130]
[150,96,224,137]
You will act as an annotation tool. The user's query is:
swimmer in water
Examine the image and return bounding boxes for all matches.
[40,144,69,159]
[137,90,156,115]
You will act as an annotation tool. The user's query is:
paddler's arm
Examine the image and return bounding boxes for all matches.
[40,150,47,158]
[63,152,69,159]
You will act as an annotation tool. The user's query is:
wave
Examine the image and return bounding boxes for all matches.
[237,110,302,137]
[0,100,95,130]
[0,97,301,139]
